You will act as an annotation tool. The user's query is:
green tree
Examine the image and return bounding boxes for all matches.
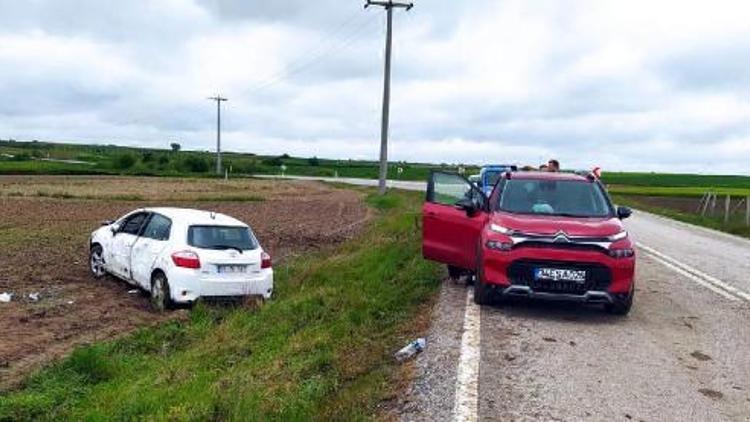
[113,153,137,170]
[170,143,181,152]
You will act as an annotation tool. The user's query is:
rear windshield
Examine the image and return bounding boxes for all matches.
[496,179,613,218]
[187,225,259,251]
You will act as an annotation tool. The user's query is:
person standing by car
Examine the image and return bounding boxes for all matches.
[547,159,560,172]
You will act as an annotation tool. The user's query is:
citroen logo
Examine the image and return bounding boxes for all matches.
[552,231,571,243]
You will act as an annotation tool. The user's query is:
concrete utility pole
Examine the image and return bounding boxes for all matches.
[208,95,228,175]
[366,0,414,195]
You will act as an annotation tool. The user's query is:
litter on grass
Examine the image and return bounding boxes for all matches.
[395,338,426,362]
[0,292,12,303]
[28,292,40,302]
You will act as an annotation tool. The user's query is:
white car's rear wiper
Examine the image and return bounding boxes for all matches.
[209,245,244,254]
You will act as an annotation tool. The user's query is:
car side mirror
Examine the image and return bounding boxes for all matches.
[617,206,632,220]
[455,197,481,216]
[110,224,119,235]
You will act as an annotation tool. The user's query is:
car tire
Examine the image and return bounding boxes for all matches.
[150,272,173,312]
[473,253,492,306]
[605,287,634,315]
[89,244,106,279]
[448,265,462,281]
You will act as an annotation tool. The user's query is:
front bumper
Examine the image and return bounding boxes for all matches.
[168,268,274,303]
[482,245,635,294]
[499,285,614,304]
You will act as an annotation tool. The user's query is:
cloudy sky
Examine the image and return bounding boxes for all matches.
[1,0,749,174]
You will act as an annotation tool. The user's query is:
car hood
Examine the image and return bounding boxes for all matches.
[491,212,623,237]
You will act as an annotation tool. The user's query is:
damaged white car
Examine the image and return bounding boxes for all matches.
[89,207,273,310]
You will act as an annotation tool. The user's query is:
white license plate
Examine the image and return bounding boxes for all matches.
[217,265,247,274]
[534,268,587,283]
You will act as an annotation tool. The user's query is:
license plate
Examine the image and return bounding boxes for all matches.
[534,268,587,283]
[217,265,247,274]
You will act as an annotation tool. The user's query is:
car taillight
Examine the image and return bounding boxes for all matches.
[261,251,272,269]
[171,251,201,269]
[609,248,635,259]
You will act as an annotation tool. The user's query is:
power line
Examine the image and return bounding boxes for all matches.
[243,13,380,95]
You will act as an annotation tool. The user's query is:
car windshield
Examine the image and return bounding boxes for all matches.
[496,179,612,218]
[484,170,503,187]
[187,225,258,251]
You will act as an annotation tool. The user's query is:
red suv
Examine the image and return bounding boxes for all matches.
[423,171,635,315]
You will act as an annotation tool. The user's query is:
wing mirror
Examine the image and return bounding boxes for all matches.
[617,206,632,220]
[455,197,481,217]
[110,223,120,235]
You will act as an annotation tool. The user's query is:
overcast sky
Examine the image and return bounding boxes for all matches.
[1,0,749,174]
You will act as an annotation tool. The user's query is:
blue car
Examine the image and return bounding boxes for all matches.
[477,164,518,195]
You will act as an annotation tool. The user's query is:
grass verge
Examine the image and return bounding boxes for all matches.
[0,189,441,421]
[613,194,750,239]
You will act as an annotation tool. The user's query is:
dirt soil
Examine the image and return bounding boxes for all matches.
[0,177,368,391]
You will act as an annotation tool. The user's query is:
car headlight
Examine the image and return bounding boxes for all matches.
[489,224,514,235]
[607,230,628,242]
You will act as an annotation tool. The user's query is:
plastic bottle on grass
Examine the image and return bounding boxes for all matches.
[395,338,426,362]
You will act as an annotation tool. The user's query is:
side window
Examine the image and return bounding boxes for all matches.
[428,172,484,207]
[119,213,148,235]
[141,214,172,241]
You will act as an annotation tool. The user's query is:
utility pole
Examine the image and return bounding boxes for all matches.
[208,95,228,175]
[366,0,414,195]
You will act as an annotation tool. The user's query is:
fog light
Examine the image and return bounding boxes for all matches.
[609,248,635,259]
[486,240,513,251]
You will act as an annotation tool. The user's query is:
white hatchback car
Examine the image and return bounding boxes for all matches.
[89,207,273,310]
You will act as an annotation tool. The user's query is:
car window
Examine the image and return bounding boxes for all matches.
[119,212,149,235]
[187,225,259,251]
[430,172,484,206]
[496,179,612,218]
[141,214,172,241]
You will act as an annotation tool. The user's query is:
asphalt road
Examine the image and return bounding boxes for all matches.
[268,175,750,420]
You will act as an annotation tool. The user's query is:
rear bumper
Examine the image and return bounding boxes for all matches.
[167,268,274,303]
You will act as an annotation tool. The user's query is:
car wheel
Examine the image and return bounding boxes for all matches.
[448,265,462,281]
[473,252,492,305]
[150,272,173,312]
[605,287,634,315]
[89,244,106,279]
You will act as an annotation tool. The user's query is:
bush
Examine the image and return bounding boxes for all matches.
[10,153,31,161]
[308,156,320,166]
[180,155,210,173]
[113,153,137,170]
[264,156,283,167]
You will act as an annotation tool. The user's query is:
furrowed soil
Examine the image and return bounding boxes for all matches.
[0,176,368,390]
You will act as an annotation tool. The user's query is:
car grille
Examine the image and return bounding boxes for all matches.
[513,241,606,253]
[507,260,612,295]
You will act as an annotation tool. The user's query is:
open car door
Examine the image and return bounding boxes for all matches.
[423,171,489,271]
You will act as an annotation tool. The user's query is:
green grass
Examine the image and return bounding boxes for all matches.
[613,194,750,239]
[0,189,442,421]
[607,185,750,198]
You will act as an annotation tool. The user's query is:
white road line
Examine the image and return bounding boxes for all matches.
[453,288,481,422]
[637,242,749,302]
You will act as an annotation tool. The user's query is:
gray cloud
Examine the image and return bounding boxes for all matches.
[0,0,749,174]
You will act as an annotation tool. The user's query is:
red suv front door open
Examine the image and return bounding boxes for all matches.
[422,172,488,271]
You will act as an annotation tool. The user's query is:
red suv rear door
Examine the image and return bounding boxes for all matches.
[423,172,488,270]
